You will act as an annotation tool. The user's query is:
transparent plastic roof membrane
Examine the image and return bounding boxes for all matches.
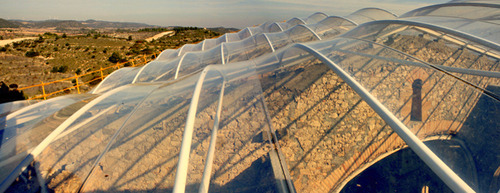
[36,84,160,192]
[96,8,397,94]
[3,1,500,193]
[0,100,37,117]
[93,67,142,94]
[0,94,94,187]
[401,2,500,21]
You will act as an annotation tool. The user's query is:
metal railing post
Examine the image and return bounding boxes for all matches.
[41,81,46,100]
[75,73,80,94]
[100,67,104,81]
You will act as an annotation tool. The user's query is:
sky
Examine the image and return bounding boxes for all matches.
[0,0,449,29]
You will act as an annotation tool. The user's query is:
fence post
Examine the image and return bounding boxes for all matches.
[41,81,46,100]
[75,73,80,94]
[100,67,104,81]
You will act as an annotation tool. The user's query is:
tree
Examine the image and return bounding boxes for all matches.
[62,33,67,38]
[128,35,133,41]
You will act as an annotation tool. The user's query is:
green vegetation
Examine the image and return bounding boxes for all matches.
[108,52,124,63]
[25,50,40,57]
[147,27,220,50]
[138,27,171,32]
[51,65,69,73]
[0,26,225,98]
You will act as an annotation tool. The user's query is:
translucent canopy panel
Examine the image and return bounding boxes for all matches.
[304,12,329,24]
[267,22,285,33]
[0,94,94,186]
[134,58,181,83]
[35,84,160,192]
[192,41,205,52]
[4,2,500,193]
[225,33,241,42]
[80,74,201,192]
[286,18,306,26]
[255,46,406,192]
[178,44,198,57]
[342,21,500,90]
[176,46,224,79]
[222,34,274,63]
[265,30,294,51]
[93,67,142,94]
[157,49,179,61]
[299,37,498,192]
[309,16,358,39]
[399,16,500,43]
[344,8,398,24]
[286,25,321,43]
[203,39,219,51]
[401,3,500,23]
[0,100,37,117]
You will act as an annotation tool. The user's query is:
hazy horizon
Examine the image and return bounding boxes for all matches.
[0,0,449,29]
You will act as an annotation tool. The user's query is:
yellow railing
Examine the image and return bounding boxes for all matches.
[18,52,160,100]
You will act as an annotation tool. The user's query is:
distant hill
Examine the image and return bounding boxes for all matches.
[28,20,86,28]
[83,20,156,28]
[0,18,20,28]
[5,19,156,29]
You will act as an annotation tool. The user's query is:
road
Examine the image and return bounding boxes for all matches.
[145,31,174,42]
[0,37,38,47]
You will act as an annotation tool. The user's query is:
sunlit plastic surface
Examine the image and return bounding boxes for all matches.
[0,100,37,117]
[0,94,93,186]
[2,1,500,193]
[93,67,141,94]
[35,84,159,192]
[81,74,200,192]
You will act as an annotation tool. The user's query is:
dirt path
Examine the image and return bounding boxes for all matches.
[0,37,38,47]
[145,31,174,42]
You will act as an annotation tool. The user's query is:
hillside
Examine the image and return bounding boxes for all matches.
[0,18,19,28]
[0,27,223,99]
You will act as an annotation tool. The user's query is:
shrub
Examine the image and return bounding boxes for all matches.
[51,65,69,73]
[25,50,40,57]
[35,36,44,43]
[108,52,122,63]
